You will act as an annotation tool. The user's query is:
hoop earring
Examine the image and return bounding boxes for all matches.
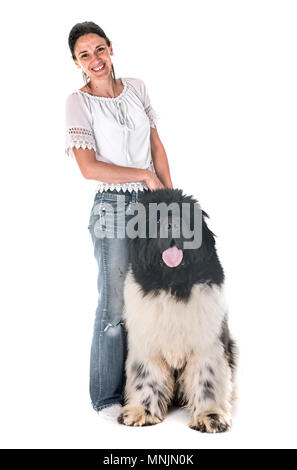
[82,70,89,84]
[111,63,116,81]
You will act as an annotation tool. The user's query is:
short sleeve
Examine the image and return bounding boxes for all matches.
[141,80,159,128]
[126,78,159,128]
[65,92,97,158]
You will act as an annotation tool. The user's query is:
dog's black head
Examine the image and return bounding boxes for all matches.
[128,188,224,301]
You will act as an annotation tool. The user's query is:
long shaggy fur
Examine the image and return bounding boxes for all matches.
[118,189,238,432]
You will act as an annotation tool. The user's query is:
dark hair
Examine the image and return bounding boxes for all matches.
[68,21,116,84]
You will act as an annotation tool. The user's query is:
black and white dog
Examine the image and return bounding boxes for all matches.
[118,189,238,433]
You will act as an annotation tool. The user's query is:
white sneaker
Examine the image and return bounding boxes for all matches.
[97,404,122,421]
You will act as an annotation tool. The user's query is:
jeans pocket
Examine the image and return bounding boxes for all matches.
[97,197,128,239]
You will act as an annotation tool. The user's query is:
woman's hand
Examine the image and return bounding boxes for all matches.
[144,170,165,190]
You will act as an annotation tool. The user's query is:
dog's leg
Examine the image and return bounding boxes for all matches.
[182,348,233,433]
[118,354,174,426]
[220,319,239,414]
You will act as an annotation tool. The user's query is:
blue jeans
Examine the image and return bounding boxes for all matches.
[87,188,146,411]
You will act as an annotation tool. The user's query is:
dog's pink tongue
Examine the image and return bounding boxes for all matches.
[162,246,183,268]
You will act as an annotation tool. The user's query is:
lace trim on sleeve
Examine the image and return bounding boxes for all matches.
[65,126,96,157]
[145,104,158,128]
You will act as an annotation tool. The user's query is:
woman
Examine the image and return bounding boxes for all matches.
[65,21,173,419]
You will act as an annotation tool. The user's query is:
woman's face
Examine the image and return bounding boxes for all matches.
[73,33,113,81]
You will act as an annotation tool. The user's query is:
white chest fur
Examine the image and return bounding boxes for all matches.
[123,269,228,368]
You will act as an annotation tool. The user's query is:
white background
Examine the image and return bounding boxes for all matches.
[1,0,296,449]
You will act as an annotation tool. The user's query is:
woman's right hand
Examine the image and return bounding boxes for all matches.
[144,170,165,191]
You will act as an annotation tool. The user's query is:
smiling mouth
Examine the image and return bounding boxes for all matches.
[92,64,105,72]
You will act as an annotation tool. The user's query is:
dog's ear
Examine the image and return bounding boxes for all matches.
[128,237,150,266]
[201,210,217,238]
[192,214,216,263]
[136,239,149,265]
[128,237,141,262]
[203,214,216,257]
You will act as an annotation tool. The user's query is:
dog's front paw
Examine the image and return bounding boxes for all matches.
[189,413,231,433]
[117,404,162,427]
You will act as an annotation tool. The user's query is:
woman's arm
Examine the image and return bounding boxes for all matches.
[150,128,173,189]
[72,147,164,190]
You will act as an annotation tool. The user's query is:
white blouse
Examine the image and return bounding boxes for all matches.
[65,77,159,193]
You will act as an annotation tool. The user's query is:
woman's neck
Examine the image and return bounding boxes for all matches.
[84,77,121,98]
